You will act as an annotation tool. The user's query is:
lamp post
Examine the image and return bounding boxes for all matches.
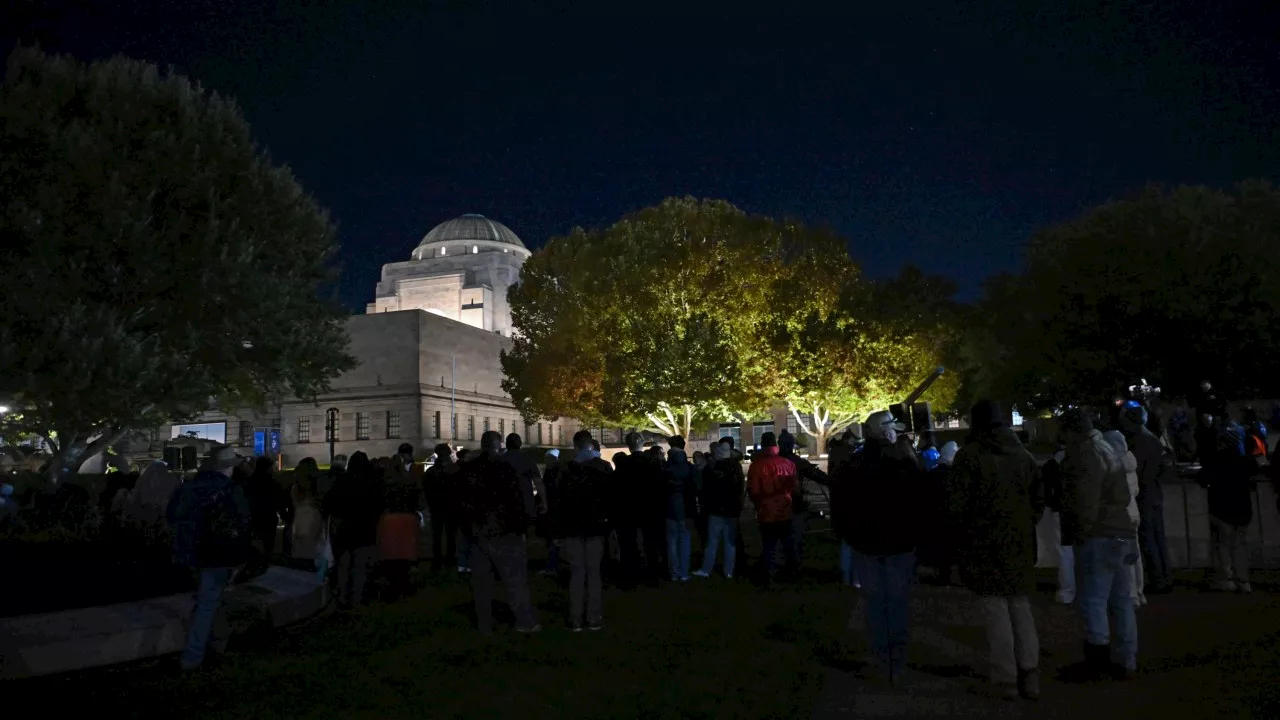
[326,407,339,464]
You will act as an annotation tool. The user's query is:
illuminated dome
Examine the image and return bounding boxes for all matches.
[412,214,528,260]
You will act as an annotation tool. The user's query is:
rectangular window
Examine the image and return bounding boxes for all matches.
[499,418,505,435]
[537,423,544,445]
[270,417,281,429]
[356,412,371,441]
[386,410,401,439]
[752,422,774,447]
[483,416,491,433]
[239,420,253,444]
[433,411,441,439]
[718,424,741,448]
[558,424,564,446]
[785,414,799,437]
[1011,410,1024,428]
[467,415,475,441]
[298,418,311,443]
[328,415,340,442]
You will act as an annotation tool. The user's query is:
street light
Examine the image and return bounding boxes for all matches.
[326,407,339,464]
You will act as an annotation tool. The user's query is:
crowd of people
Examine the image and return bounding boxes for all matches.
[45,385,1275,699]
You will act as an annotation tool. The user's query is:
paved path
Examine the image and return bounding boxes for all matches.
[812,578,1280,719]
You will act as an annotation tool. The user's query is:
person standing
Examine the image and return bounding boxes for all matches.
[1059,409,1139,681]
[323,451,384,609]
[747,431,798,582]
[1198,414,1256,593]
[539,449,563,576]
[1103,430,1147,607]
[778,429,828,567]
[166,446,252,671]
[839,410,922,686]
[457,431,540,634]
[663,435,699,582]
[379,443,424,600]
[693,440,746,579]
[423,443,459,572]
[553,431,613,631]
[951,401,1044,699]
[1039,442,1076,604]
[1118,402,1174,594]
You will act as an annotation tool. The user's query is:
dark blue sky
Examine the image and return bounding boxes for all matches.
[7,1,1280,307]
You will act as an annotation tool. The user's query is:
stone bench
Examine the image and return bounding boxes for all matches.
[0,566,326,680]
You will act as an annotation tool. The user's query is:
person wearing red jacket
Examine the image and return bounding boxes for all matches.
[747,432,798,581]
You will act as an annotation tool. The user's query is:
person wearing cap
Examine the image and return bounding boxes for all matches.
[165,444,252,671]
[777,429,828,568]
[1117,401,1174,594]
[837,409,922,686]
[950,400,1044,699]
[1059,408,1139,681]
[747,431,799,581]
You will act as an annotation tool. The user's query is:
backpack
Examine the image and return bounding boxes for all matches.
[197,486,250,568]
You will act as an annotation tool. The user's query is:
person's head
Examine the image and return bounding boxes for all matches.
[205,445,240,477]
[1201,380,1213,392]
[1058,408,1093,442]
[573,429,594,453]
[711,440,732,462]
[1118,400,1148,435]
[625,431,645,452]
[331,454,348,471]
[545,448,560,463]
[938,441,959,466]
[506,433,522,451]
[969,400,1005,433]
[667,435,686,450]
[397,443,414,460]
[863,410,905,444]
[759,431,777,448]
[253,456,274,478]
[482,430,504,454]
[1102,429,1129,455]
[347,451,372,477]
[433,443,454,464]
[777,429,796,452]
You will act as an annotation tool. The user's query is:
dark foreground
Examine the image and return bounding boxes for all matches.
[6,533,1280,719]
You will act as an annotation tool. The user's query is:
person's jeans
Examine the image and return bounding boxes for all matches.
[701,514,738,577]
[979,595,1039,684]
[665,519,692,580]
[850,551,915,676]
[838,540,860,587]
[1138,504,1173,589]
[1075,536,1138,670]
[1209,516,1251,584]
[336,545,375,606]
[180,566,236,670]
[469,534,538,633]
[562,536,604,626]
[759,519,798,578]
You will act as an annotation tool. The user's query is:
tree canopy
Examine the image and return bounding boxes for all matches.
[502,197,957,443]
[969,182,1280,410]
[0,48,354,478]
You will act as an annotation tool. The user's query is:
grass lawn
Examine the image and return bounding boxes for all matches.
[9,528,856,720]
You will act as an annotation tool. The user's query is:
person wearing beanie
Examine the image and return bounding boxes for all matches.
[693,440,746,579]
[1118,401,1174,594]
[836,409,923,687]
[746,431,798,582]
[949,401,1044,699]
[1059,407,1139,682]
[777,429,829,569]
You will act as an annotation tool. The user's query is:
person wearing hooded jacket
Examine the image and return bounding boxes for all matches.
[663,436,699,581]
[1059,409,1139,681]
[747,431,798,581]
[1117,402,1174,594]
[950,401,1044,700]
[838,410,924,686]
[1102,431,1146,608]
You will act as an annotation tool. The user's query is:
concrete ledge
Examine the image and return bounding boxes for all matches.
[0,566,326,680]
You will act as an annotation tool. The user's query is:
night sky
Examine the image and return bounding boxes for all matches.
[6,1,1280,309]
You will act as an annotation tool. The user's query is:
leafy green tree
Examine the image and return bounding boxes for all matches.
[972,182,1280,410]
[0,48,354,481]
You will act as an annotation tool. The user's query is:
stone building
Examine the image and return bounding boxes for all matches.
[169,215,577,464]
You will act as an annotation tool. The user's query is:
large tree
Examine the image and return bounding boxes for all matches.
[972,182,1280,409]
[0,48,354,481]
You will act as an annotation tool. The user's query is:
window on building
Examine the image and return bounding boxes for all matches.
[558,425,564,446]
[270,417,281,429]
[537,423,544,445]
[1011,410,1024,428]
[483,416,491,433]
[752,422,774,447]
[327,415,340,442]
[239,420,253,444]
[386,410,401,439]
[498,418,505,435]
[356,412,371,441]
[297,418,311,443]
[718,424,741,448]
[433,411,441,439]
[946,418,960,429]
[467,415,475,440]
[785,414,799,437]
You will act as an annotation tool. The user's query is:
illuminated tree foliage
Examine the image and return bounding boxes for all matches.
[0,49,354,481]
[970,182,1280,410]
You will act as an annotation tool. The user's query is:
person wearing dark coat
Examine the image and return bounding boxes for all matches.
[693,440,745,578]
[242,457,288,578]
[950,401,1044,700]
[917,441,958,584]
[1118,402,1174,594]
[552,431,613,631]
[663,436,699,581]
[423,443,460,571]
[323,451,384,608]
[1197,414,1256,593]
[612,432,668,586]
[778,429,828,568]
